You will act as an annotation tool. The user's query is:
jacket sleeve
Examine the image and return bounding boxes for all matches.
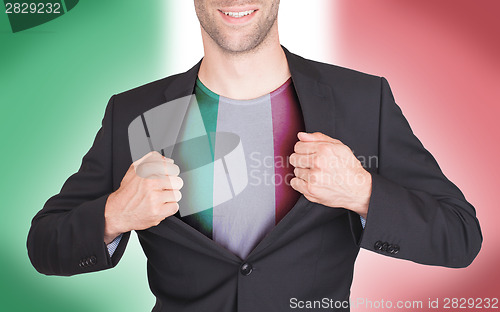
[27,96,130,276]
[355,77,482,268]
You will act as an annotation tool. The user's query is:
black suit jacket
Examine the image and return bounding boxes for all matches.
[27,47,482,311]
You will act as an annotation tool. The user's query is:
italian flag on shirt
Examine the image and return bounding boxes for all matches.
[174,77,304,259]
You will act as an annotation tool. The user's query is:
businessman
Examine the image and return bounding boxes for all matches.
[27,1,482,311]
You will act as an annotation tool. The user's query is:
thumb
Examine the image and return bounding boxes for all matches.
[134,151,160,166]
[297,132,340,144]
[134,151,173,167]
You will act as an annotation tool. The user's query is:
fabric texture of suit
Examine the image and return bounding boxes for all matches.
[27,47,482,312]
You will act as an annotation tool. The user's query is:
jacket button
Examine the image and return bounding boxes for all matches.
[240,263,253,276]
[381,242,389,252]
[374,241,383,250]
[387,244,395,254]
[89,256,97,265]
[393,245,400,254]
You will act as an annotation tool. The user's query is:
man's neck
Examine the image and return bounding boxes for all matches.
[197,30,290,100]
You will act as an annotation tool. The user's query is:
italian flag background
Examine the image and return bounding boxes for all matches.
[0,1,498,311]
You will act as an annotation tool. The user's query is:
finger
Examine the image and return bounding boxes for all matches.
[294,141,315,154]
[133,151,174,168]
[159,176,184,190]
[290,177,319,203]
[136,162,180,178]
[141,153,174,165]
[290,176,305,192]
[134,151,161,166]
[289,153,315,168]
[294,167,325,186]
[294,141,335,155]
[165,163,180,176]
[298,132,342,144]
[158,190,182,203]
[162,202,180,217]
[290,177,313,197]
[293,167,310,181]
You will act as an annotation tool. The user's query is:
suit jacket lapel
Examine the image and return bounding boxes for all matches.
[283,46,336,137]
[163,60,202,102]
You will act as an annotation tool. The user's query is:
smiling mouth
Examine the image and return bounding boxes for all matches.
[219,9,257,18]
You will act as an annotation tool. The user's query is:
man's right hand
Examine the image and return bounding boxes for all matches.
[103,151,183,244]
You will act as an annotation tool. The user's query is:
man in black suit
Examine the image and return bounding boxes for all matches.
[27,0,482,311]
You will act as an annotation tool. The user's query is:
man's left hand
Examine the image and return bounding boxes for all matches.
[289,132,372,219]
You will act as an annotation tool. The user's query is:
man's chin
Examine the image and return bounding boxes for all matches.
[216,37,266,55]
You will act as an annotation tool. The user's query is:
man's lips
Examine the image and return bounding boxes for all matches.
[218,8,258,24]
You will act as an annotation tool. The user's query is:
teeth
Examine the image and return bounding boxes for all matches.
[222,10,255,18]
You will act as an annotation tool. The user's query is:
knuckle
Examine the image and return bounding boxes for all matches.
[171,164,180,176]
[340,144,352,155]
[331,137,343,145]
[153,216,163,226]
[173,190,182,202]
[146,151,162,163]
[166,202,179,215]
[150,151,161,159]
[174,176,184,189]
[293,142,301,153]
[164,157,174,163]
[165,163,179,176]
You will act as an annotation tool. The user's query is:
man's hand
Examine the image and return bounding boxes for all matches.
[103,151,183,244]
[289,132,372,218]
